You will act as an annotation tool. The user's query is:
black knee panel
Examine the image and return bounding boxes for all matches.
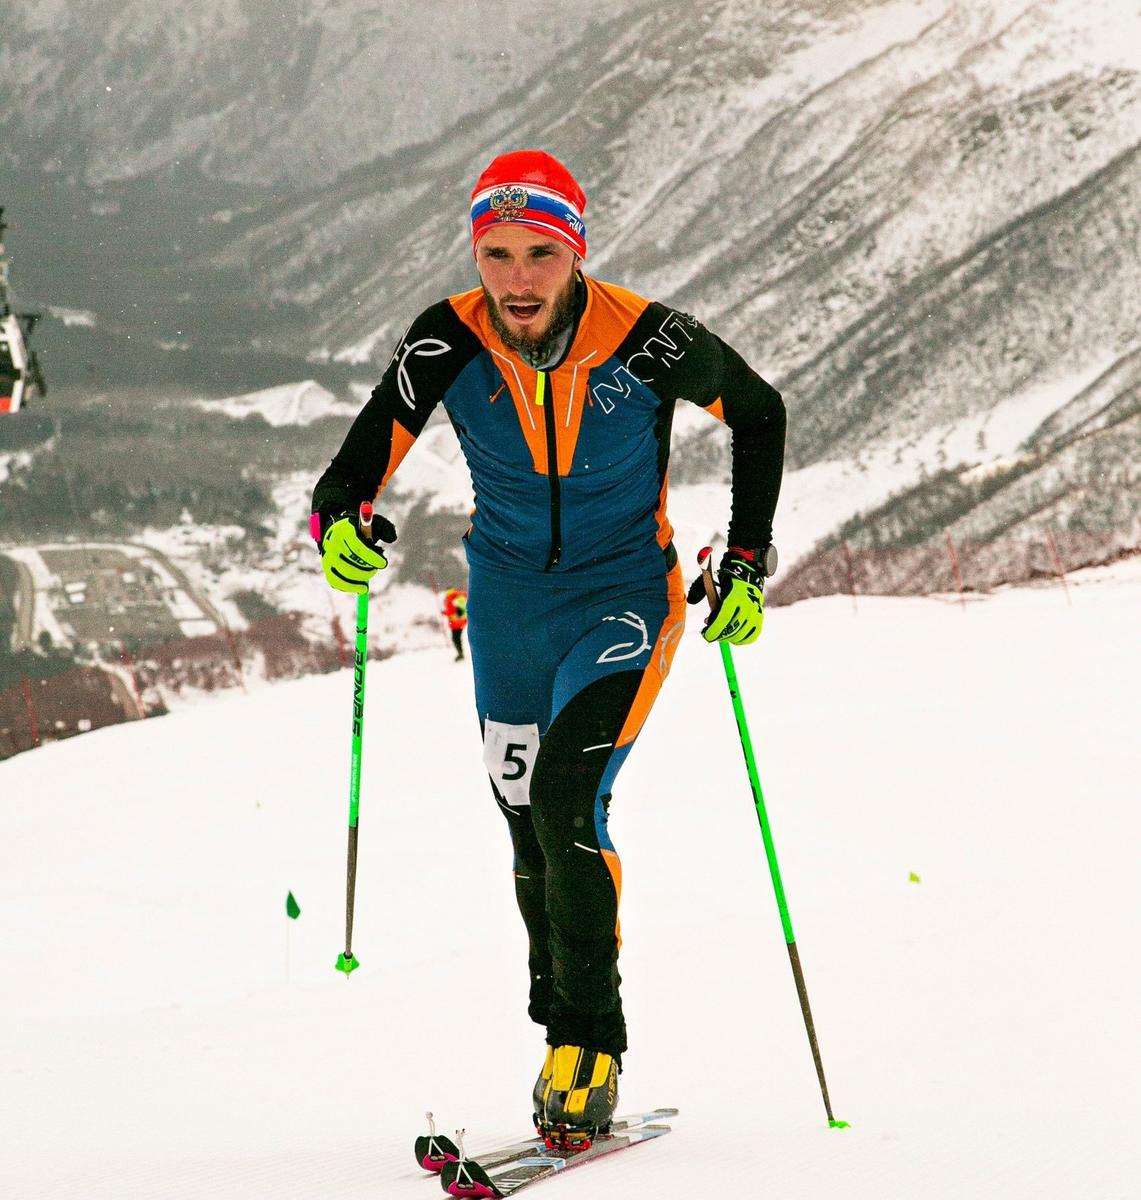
[530,670,643,857]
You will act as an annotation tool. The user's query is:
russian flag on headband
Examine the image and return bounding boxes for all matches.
[471,183,588,259]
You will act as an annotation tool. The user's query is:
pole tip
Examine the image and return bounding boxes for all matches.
[335,952,360,976]
[828,1118,851,1129]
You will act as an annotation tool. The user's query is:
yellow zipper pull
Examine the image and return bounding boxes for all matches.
[535,371,546,407]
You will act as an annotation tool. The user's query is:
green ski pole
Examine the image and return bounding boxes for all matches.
[698,548,848,1128]
[336,500,374,977]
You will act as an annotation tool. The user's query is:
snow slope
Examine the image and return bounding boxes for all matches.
[1,561,1139,1199]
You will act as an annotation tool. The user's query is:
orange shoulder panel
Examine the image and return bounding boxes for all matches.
[448,286,489,341]
[571,277,651,365]
[546,277,653,474]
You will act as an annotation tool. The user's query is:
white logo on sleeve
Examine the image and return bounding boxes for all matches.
[394,335,451,410]
[483,719,540,808]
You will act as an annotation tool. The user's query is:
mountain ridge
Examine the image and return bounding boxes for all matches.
[2,0,1138,582]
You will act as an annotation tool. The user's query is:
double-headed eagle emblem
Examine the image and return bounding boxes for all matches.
[489,186,529,221]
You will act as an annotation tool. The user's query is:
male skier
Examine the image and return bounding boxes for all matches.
[312,149,785,1142]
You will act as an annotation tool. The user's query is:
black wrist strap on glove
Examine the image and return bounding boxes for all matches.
[316,508,398,547]
[724,544,778,581]
[719,547,765,590]
[687,543,778,606]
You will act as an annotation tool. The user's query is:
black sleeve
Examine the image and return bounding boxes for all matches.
[712,337,786,551]
[629,302,786,551]
[310,300,482,535]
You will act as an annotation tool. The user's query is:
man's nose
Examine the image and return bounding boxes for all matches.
[507,259,533,291]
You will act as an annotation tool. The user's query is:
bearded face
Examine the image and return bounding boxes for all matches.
[476,226,580,365]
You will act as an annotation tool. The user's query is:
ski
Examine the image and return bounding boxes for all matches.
[438,1114,675,1197]
[414,1107,676,1176]
[415,1112,461,1172]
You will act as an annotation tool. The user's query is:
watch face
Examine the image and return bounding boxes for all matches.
[761,543,779,577]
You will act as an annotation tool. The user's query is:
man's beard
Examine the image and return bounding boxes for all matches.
[484,272,578,367]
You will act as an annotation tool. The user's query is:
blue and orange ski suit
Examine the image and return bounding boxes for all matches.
[313,273,785,1056]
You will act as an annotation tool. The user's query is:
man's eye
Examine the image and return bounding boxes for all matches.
[532,248,553,258]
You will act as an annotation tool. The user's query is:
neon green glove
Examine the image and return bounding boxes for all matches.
[320,516,390,594]
[701,548,769,645]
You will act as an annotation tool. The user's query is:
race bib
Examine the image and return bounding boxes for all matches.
[483,720,540,808]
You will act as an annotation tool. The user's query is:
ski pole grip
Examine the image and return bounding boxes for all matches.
[697,546,718,610]
[358,501,374,542]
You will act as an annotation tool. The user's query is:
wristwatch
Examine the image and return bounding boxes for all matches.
[730,543,779,578]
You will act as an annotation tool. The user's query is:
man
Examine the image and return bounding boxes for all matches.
[441,586,469,660]
[312,149,785,1142]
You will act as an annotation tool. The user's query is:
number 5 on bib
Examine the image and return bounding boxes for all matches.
[483,720,540,809]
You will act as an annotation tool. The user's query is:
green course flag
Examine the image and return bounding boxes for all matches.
[286,891,301,919]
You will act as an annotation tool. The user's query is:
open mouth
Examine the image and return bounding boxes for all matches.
[504,300,543,323]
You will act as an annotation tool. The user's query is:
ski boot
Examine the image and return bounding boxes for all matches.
[533,1044,619,1150]
[531,1044,554,1117]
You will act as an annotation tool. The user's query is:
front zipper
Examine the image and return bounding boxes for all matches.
[537,370,562,569]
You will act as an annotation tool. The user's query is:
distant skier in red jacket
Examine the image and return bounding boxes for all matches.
[442,587,468,660]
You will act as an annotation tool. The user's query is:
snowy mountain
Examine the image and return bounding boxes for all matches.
[193,380,358,426]
[2,0,1138,576]
[2,561,1139,1198]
